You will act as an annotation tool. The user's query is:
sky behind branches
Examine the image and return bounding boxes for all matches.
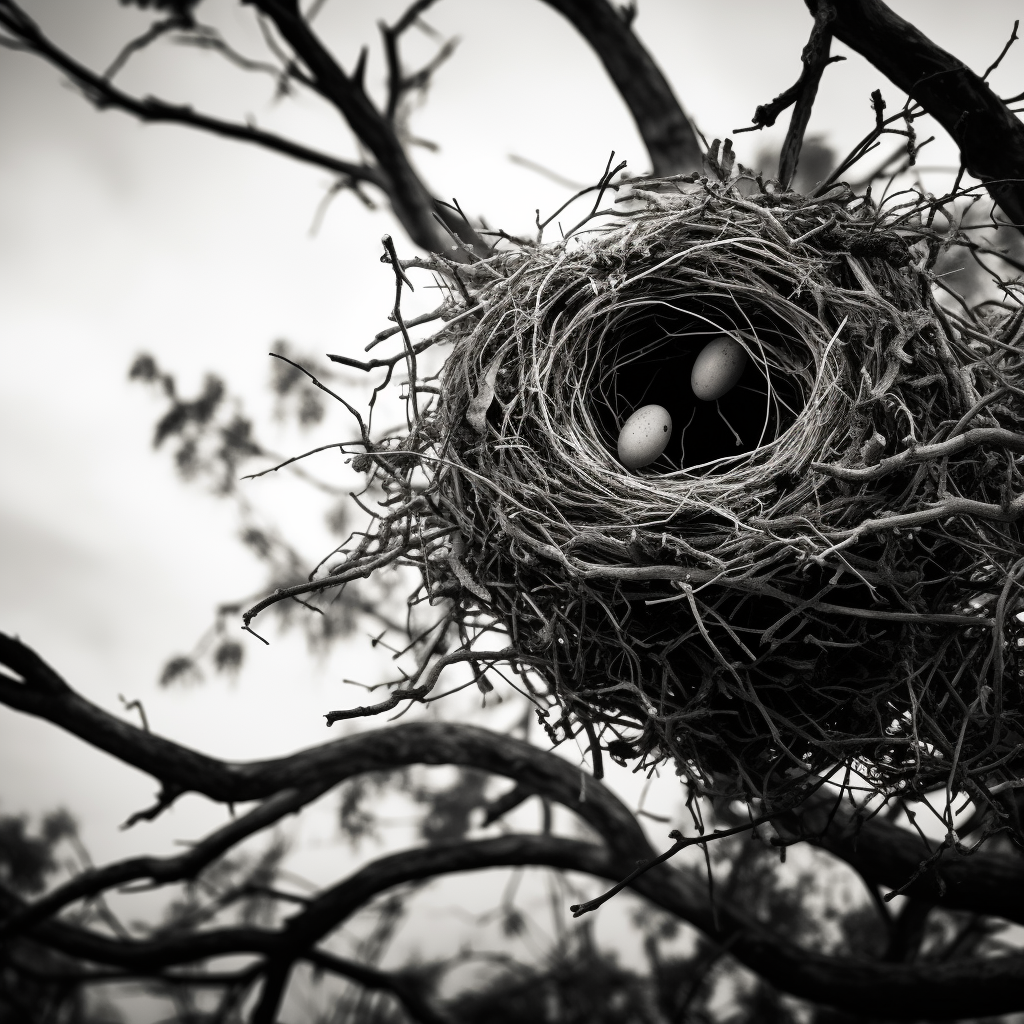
[0,0,1022,1011]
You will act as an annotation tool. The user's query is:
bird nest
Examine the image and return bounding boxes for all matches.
[326,176,1024,810]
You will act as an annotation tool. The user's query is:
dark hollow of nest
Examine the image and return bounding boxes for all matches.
[357,178,1024,807]
[592,298,807,470]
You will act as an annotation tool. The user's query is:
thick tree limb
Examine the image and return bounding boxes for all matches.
[538,0,703,175]
[778,793,1024,926]
[276,835,1024,1021]
[806,0,1024,226]
[0,633,650,863]
[5,630,1024,1016]
[6,630,1024,930]
[7,834,1024,1020]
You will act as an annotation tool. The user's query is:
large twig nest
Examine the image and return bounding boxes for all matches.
[351,177,1024,808]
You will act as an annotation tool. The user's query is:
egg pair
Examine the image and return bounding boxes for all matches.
[616,334,748,469]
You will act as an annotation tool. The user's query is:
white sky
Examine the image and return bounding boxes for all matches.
[1,0,1022,1013]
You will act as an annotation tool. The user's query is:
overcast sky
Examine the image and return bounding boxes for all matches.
[1,0,1022,1010]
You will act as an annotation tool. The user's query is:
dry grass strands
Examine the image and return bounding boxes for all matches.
[268,176,1024,813]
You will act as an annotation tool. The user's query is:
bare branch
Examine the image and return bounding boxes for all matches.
[303,948,453,1024]
[736,4,844,145]
[263,836,1024,1020]
[0,0,486,256]
[8,630,1024,1016]
[777,791,1024,927]
[804,0,1024,227]
[10,833,1024,1020]
[249,0,481,255]
[379,0,452,124]
[103,13,186,81]
[0,1,385,191]
[777,3,840,188]
[175,24,312,94]
[0,632,650,859]
[982,18,1020,81]
[569,813,784,918]
[0,785,330,941]
[538,0,703,175]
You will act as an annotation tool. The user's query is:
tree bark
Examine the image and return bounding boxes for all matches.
[778,793,1024,925]
[248,0,455,254]
[9,834,1024,1020]
[807,0,1024,225]
[539,0,704,175]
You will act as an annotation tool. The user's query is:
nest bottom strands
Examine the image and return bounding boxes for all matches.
[329,180,1024,809]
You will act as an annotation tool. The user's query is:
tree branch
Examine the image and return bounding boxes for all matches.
[0,1,386,191]
[7,630,1024,936]
[248,0,479,255]
[805,0,1024,226]
[275,835,1024,1020]
[777,2,839,188]
[9,833,1024,1020]
[777,792,1024,926]
[303,948,453,1024]
[537,0,703,175]
[0,633,649,861]
[0,784,331,941]
[737,0,843,160]
[0,0,485,256]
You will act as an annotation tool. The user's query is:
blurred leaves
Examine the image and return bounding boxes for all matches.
[338,767,490,848]
[119,0,201,14]
[324,498,351,537]
[158,653,200,687]
[212,639,243,674]
[411,768,489,846]
[129,352,262,495]
[0,808,126,1023]
[130,348,373,684]
[339,770,404,848]
[156,832,291,937]
[0,808,75,895]
[448,922,664,1024]
[270,339,329,428]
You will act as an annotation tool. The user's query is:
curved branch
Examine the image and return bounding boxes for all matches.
[806,0,1024,226]
[274,835,1024,1021]
[4,632,1024,1016]
[778,793,1024,926]
[9,834,1024,1020]
[0,0,483,256]
[303,948,453,1024]
[0,633,650,863]
[537,0,703,175]
[0,783,331,941]
[249,0,479,255]
[6,631,1024,931]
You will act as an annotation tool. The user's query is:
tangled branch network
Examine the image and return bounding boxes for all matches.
[245,167,1024,821]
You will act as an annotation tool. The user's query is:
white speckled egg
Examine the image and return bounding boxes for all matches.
[617,404,672,469]
[690,335,748,401]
